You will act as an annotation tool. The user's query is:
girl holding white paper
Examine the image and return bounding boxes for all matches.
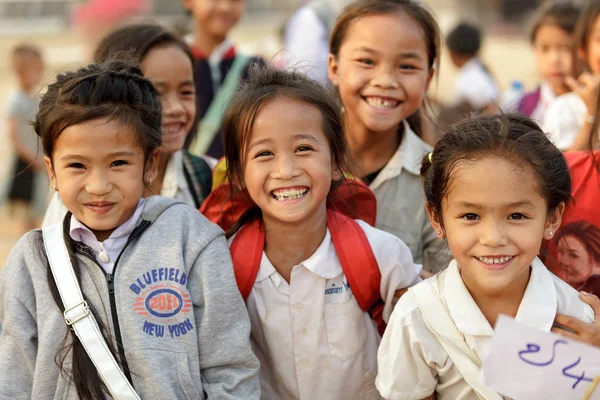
[376,114,594,400]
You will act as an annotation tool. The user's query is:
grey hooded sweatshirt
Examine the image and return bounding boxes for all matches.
[0,196,260,399]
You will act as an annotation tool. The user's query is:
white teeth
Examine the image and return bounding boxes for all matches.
[476,256,513,265]
[365,97,399,109]
[272,188,308,201]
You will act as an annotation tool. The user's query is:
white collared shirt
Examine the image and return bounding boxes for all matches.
[455,58,499,110]
[69,199,145,273]
[208,38,234,92]
[530,81,557,127]
[42,151,197,228]
[543,92,586,150]
[233,219,422,400]
[370,120,450,273]
[376,258,594,400]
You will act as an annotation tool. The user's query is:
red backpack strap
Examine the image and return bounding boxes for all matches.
[229,219,265,300]
[326,209,386,335]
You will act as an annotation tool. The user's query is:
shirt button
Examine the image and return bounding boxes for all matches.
[295,303,304,311]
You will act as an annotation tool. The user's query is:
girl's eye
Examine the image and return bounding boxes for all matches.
[181,90,195,96]
[111,160,129,167]
[400,64,418,70]
[67,162,85,169]
[296,145,313,153]
[508,213,527,220]
[359,58,374,66]
[461,213,479,221]
[254,151,273,158]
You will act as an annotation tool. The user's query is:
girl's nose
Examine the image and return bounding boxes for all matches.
[372,66,400,89]
[85,170,112,195]
[163,95,185,117]
[480,221,509,247]
[272,154,299,180]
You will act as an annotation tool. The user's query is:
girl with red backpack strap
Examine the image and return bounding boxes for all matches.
[219,66,424,400]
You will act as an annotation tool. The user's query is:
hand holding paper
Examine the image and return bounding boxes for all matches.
[482,315,600,400]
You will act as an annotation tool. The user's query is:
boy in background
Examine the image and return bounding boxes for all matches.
[5,44,47,232]
[182,0,264,159]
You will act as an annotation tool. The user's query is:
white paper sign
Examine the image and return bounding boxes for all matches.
[482,315,600,400]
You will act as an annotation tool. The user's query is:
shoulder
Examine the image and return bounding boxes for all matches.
[1,231,44,288]
[145,197,224,244]
[355,220,413,260]
[552,272,595,323]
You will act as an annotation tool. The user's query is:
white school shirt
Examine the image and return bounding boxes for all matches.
[370,120,451,273]
[233,219,422,400]
[41,150,200,227]
[455,58,499,110]
[543,92,587,150]
[530,82,557,128]
[376,258,594,400]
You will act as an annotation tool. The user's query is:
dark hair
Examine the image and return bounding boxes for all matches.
[421,114,571,224]
[223,66,352,235]
[34,59,162,399]
[93,22,194,66]
[575,1,600,73]
[530,1,581,44]
[446,22,481,56]
[35,59,162,163]
[556,220,600,265]
[11,43,42,60]
[329,0,440,138]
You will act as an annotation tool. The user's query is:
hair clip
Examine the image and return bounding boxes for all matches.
[428,152,433,164]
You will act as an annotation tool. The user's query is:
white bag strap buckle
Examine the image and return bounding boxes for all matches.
[64,300,90,326]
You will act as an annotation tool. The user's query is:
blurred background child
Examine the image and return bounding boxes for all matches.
[517,1,581,125]
[182,0,264,159]
[5,44,47,233]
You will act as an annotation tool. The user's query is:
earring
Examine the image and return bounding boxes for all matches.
[437,230,442,235]
[53,184,57,191]
[549,231,553,236]
[148,178,152,186]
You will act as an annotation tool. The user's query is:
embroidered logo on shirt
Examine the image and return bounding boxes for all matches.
[129,268,194,338]
[324,280,351,295]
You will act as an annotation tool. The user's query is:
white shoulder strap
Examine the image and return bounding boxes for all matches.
[42,224,140,400]
[411,279,503,400]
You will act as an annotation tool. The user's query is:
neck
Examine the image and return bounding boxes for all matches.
[344,113,400,176]
[462,268,531,327]
[552,83,569,96]
[193,29,225,56]
[262,205,328,283]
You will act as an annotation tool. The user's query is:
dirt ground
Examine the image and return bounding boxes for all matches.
[0,14,540,265]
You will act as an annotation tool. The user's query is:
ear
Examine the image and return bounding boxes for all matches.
[328,54,340,87]
[426,202,445,239]
[144,149,160,184]
[425,67,435,92]
[332,166,342,181]
[44,156,56,190]
[544,202,566,241]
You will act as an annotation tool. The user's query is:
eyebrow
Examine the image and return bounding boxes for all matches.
[456,200,536,209]
[294,133,320,143]
[60,151,137,161]
[352,46,425,61]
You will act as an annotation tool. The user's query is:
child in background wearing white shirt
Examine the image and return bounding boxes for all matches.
[544,2,600,151]
[446,22,499,113]
[519,1,581,125]
[377,114,594,400]
[222,66,423,400]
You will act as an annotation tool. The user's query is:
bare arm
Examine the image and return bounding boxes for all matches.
[7,118,42,169]
[564,74,600,152]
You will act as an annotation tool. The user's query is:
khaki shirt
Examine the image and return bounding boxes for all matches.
[370,121,450,273]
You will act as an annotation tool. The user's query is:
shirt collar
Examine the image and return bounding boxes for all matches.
[69,198,146,248]
[255,228,342,282]
[540,81,557,106]
[160,151,188,198]
[443,257,557,336]
[370,120,432,189]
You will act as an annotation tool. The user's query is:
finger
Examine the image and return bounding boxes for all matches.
[565,76,580,92]
[579,291,600,320]
[579,72,594,86]
[551,326,583,342]
[554,313,587,334]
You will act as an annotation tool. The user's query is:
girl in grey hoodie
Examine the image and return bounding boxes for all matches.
[0,59,260,399]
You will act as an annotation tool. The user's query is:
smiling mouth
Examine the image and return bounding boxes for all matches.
[363,96,400,109]
[85,202,116,214]
[270,187,309,201]
[162,123,185,137]
[475,255,515,265]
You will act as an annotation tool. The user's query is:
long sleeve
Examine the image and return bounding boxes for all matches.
[187,234,260,399]
[0,237,38,399]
